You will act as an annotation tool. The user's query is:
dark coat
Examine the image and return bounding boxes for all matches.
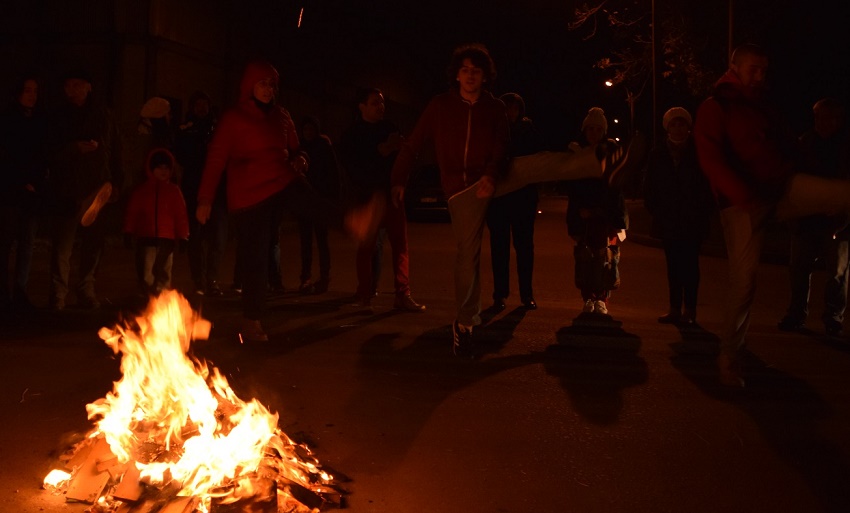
[644,138,714,241]
[0,103,47,204]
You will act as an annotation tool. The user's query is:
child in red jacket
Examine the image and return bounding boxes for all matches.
[124,148,189,295]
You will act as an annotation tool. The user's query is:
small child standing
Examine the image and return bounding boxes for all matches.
[124,148,189,296]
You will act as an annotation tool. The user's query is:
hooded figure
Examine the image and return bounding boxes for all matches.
[124,148,189,295]
[196,61,307,212]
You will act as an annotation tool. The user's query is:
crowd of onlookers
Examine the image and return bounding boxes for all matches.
[2,42,849,388]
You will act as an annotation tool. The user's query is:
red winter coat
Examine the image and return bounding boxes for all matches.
[197,61,306,212]
[123,148,190,240]
[694,70,798,208]
[391,90,509,199]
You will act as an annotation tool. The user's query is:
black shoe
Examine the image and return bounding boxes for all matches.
[452,321,474,358]
[493,297,507,312]
[658,312,681,324]
[313,277,330,294]
[268,282,286,294]
[299,280,315,295]
[778,316,805,332]
[522,297,537,310]
[824,318,843,337]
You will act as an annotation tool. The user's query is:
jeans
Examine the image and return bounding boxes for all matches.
[48,205,109,306]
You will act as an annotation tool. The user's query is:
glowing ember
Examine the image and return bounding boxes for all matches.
[43,291,341,512]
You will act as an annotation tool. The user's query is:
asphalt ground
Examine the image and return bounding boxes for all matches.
[2,196,850,513]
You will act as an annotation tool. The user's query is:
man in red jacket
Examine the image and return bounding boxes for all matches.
[695,44,850,387]
[391,44,509,357]
[196,60,379,343]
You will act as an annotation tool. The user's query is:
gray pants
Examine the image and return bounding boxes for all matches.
[448,184,490,327]
[446,148,603,325]
[720,173,850,356]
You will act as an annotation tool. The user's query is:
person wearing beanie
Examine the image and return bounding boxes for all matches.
[123,148,189,296]
[562,107,628,317]
[644,107,714,326]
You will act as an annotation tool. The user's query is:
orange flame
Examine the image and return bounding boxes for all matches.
[45,291,333,511]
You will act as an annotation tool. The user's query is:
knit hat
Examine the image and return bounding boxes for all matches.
[662,107,693,131]
[140,97,171,119]
[581,107,608,133]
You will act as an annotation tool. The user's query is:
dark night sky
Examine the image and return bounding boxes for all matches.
[241,0,850,146]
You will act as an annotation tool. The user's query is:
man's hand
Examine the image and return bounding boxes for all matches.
[391,185,405,208]
[196,202,212,224]
[476,176,495,199]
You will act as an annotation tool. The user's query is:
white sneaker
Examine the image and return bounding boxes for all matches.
[594,300,609,315]
[582,299,595,313]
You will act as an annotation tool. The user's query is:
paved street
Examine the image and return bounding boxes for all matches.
[2,196,850,513]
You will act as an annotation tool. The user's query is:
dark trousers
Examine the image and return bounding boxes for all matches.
[298,218,330,283]
[486,186,537,301]
[234,177,342,320]
[786,226,849,323]
[48,206,109,306]
[187,200,228,291]
[1,200,38,303]
[662,238,702,312]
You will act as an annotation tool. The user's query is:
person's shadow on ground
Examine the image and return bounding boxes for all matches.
[670,326,850,512]
[542,312,648,425]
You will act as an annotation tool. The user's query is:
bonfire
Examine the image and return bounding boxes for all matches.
[43,291,343,512]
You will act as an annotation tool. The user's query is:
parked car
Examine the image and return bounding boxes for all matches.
[404,164,449,222]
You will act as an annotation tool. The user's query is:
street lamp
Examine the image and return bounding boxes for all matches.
[604,80,636,136]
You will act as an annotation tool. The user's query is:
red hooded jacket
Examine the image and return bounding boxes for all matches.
[197,61,306,212]
[391,90,509,199]
[694,70,798,208]
[123,148,190,240]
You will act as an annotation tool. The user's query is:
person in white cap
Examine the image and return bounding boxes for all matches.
[645,107,714,326]
[562,107,628,317]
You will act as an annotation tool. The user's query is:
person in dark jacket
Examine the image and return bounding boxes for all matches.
[486,92,543,311]
[777,98,850,336]
[124,148,189,295]
[340,88,425,312]
[296,115,340,295]
[196,60,380,343]
[175,90,227,297]
[0,74,47,311]
[46,69,122,311]
[645,107,714,325]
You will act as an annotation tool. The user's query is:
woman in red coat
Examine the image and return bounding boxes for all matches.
[196,60,378,342]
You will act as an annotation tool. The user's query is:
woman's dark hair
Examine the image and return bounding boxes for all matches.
[10,73,41,101]
[446,43,496,88]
